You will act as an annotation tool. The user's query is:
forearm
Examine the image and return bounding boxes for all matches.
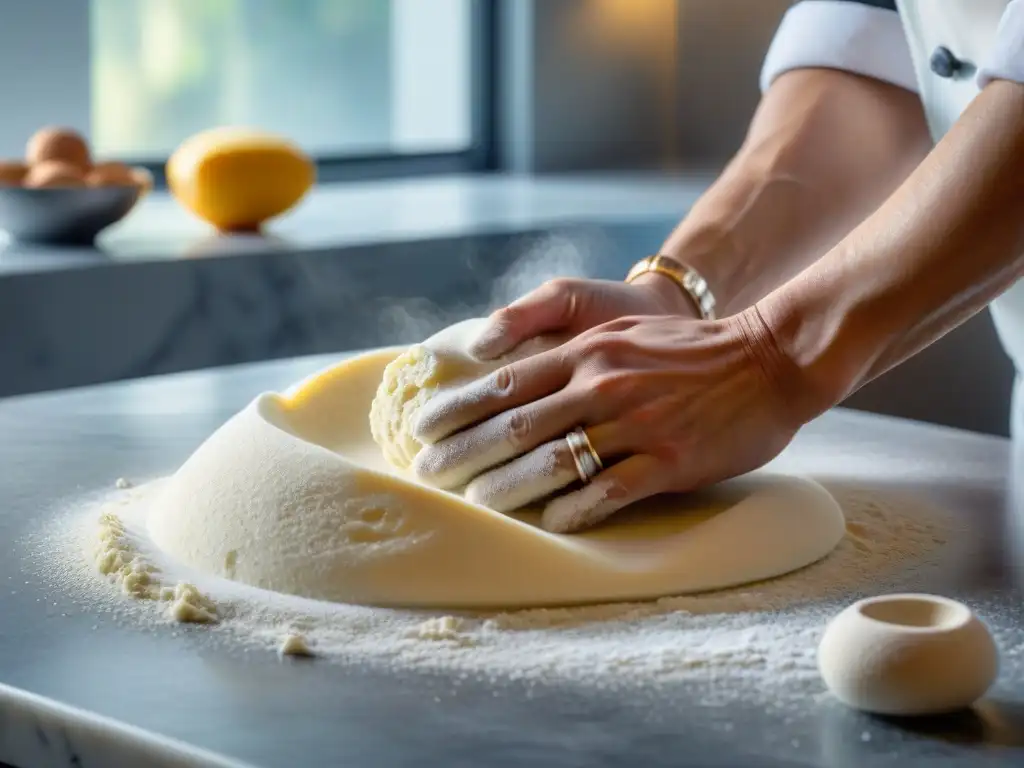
[759,80,1024,419]
[662,69,929,316]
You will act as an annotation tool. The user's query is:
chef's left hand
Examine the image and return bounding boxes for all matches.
[412,311,810,533]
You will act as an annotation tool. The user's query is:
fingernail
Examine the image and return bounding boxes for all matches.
[469,313,512,359]
[411,448,437,478]
[541,508,578,534]
[463,481,492,509]
[469,331,505,360]
[412,446,451,485]
[542,486,613,533]
[410,409,436,442]
[413,447,471,491]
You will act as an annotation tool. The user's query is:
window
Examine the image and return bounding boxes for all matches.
[89,0,489,175]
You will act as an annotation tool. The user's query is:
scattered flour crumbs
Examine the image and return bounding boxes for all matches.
[26,476,990,707]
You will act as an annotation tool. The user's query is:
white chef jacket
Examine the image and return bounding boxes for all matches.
[759,0,1024,434]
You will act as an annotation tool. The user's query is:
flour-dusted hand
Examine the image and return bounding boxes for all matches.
[412,309,817,533]
[470,275,698,360]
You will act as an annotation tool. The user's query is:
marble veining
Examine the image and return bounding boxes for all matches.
[0,174,706,400]
[0,217,673,399]
[0,683,251,768]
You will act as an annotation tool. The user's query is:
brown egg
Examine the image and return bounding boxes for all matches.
[24,160,86,188]
[130,166,154,192]
[86,161,138,187]
[0,161,27,186]
[26,127,91,171]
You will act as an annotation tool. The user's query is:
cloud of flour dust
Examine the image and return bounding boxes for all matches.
[487,232,592,308]
[371,230,602,345]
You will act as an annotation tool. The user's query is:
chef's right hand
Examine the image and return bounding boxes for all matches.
[471,273,699,360]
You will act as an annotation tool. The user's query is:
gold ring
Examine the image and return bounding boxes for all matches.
[566,426,603,483]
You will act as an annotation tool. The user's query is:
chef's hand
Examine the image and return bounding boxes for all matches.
[470,274,698,360]
[413,310,809,533]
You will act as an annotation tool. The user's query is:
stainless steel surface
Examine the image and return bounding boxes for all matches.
[0,185,143,245]
[1,353,1023,767]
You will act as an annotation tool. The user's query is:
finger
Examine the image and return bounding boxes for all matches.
[414,388,585,490]
[463,439,578,511]
[541,454,667,534]
[413,346,570,445]
[463,423,629,512]
[470,280,579,359]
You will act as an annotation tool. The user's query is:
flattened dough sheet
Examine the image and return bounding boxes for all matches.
[147,348,846,609]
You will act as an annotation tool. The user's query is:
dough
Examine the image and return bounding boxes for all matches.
[369,318,553,470]
[818,594,998,716]
[147,327,846,609]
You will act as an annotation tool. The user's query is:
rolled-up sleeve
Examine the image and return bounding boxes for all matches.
[760,1,918,94]
[979,0,1024,87]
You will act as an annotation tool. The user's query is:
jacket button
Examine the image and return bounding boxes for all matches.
[930,45,962,79]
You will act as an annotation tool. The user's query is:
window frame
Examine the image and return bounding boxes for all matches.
[104,0,499,187]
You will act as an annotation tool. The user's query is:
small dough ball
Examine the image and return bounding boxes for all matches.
[24,161,86,188]
[818,594,998,716]
[369,318,561,471]
[26,127,91,171]
[0,161,28,186]
[86,161,137,187]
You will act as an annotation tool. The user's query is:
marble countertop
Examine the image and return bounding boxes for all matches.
[0,173,708,400]
[1,352,1023,767]
[0,172,712,271]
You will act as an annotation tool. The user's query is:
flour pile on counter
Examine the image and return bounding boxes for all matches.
[31,476,965,703]
[93,501,217,624]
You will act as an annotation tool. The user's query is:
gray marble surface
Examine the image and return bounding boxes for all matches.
[0,683,250,768]
[1,353,1024,767]
[0,173,707,399]
[0,171,1016,439]
[0,173,713,269]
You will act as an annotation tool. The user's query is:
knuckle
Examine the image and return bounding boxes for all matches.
[603,316,638,334]
[545,278,582,324]
[628,400,664,426]
[554,441,578,475]
[577,332,629,363]
[505,408,533,449]
[601,475,633,501]
[489,306,515,327]
[656,441,687,467]
[572,337,629,379]
[591,372,633,399]
[545,277,579,295]
[491,365,517,397]
[650,435,694,471]
[572,333,609,364]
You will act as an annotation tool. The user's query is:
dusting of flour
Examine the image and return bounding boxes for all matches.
[27,475,977,709]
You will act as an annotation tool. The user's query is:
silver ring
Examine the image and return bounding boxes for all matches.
[566,426,603,484]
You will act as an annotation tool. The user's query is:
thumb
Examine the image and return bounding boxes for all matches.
[471,279,579,360]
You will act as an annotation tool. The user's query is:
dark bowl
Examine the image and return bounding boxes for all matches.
[0,181,149,246]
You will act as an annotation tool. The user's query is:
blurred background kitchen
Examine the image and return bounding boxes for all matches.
[0,0,1011,434]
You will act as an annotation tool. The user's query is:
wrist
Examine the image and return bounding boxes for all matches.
[631,271,702,318]
[727,306,820,429]
[754,271,882,422]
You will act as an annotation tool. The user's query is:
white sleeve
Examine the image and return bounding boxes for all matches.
[978,0,1024,87]
[760,1,919,94]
